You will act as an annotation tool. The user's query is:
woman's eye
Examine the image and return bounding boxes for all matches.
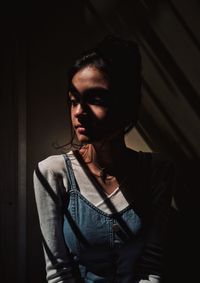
[88,96,109,107]
[89,97,103,105]
[85,89,111,107]
[70,99,79,107]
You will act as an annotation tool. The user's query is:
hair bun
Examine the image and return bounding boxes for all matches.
[95,34,141,69]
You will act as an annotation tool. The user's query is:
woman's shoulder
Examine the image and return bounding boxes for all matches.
[33,155,69,205]
[37,154,67,176]
[139,150,175,169]
[138,151,176,190]
[150,152,176,175]
[37,151,76,175]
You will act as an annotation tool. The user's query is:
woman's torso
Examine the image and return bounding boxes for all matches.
[62,150,152,282]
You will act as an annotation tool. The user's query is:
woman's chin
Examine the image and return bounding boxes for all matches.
[77,135,99,145]
[77,134,91,144]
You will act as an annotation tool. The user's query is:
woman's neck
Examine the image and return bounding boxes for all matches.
[79,137,130,175]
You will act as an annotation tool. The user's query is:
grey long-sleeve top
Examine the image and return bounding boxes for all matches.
[33,151,175,283]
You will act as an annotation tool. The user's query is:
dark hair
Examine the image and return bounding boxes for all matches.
[66,35,142,148]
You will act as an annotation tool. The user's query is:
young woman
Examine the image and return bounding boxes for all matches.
[34,36,175,283]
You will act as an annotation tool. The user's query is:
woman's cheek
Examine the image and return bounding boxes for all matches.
[89,105,109,120]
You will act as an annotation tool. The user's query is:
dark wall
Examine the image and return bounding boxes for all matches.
[1,15,18,283]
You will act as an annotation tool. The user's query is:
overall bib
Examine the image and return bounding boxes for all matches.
[62,153,150,283]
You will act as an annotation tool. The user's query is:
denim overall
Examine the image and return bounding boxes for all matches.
[62,153,148,283]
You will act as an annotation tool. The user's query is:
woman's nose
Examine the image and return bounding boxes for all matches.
[74,103,86,118]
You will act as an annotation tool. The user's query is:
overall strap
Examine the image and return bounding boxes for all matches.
[63,153,78,191]
[62,153,91,248]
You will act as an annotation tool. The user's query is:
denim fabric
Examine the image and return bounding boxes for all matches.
[63,154,143,283]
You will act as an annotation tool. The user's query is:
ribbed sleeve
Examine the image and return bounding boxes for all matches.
[138,154,175,278]
[33,156,78,283]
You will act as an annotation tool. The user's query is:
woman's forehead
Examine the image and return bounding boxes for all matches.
[71,66,109,91]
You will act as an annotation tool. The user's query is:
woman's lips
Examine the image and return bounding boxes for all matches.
[75,125,88,134]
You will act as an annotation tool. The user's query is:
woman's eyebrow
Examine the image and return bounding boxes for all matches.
[68,84,80,97]
[84,87,110,97]
[69,84,110,97]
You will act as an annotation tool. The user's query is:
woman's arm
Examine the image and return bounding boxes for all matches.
[33,156,79,283]
[138,155,176,282]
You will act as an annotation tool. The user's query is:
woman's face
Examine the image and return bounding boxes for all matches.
[69,66,120,144]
